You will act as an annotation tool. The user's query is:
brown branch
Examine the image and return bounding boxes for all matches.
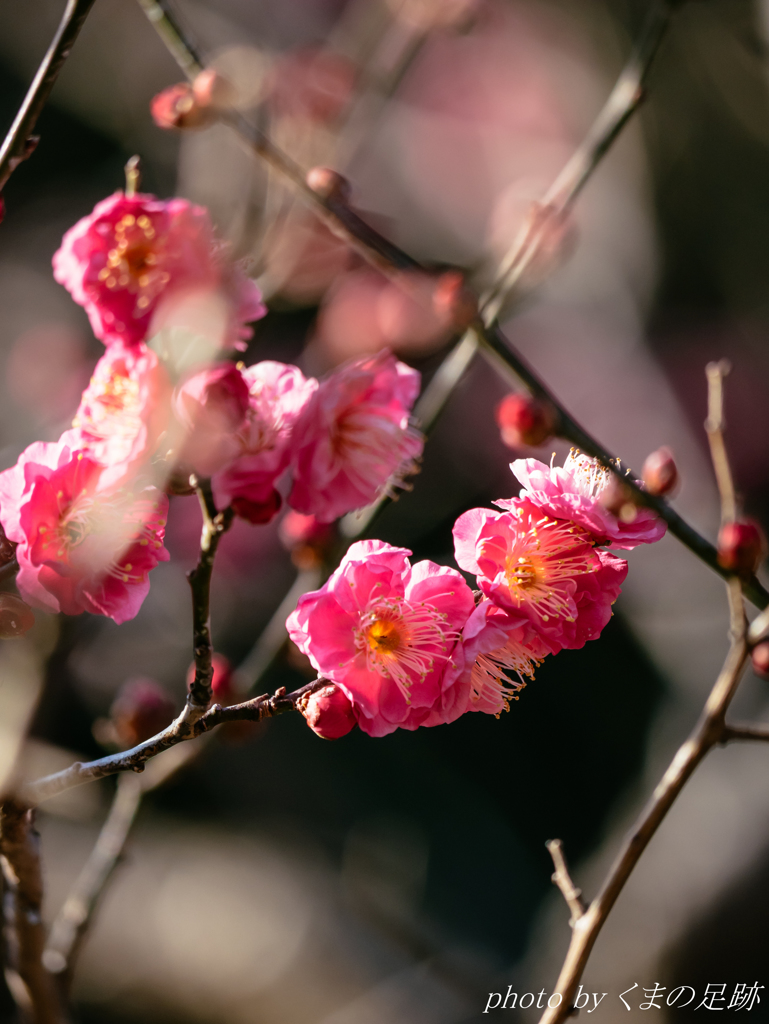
[536,635,749,1024]
[41,774,143,988]
[705,360,737,525]
[0,802,68,1023]
[0,0,97,193]
[546,839,586,928]
[722,722,769,743]
[184,481,234,718]
[23,678,326,806]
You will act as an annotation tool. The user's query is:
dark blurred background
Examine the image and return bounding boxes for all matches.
[1,1,769,1021]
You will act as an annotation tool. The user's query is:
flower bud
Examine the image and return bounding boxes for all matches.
[232,491,282,525]
[431,270,478,333]
[495,393,556,448]
[598,474,637,522]
[717,520,767,574]
[301,684,356,739]
[751,642,769,679]
[150,83,214,131]
[192,68,236,111]
[110,677,176,749]
[0,594,34,639]
[642,446,678,496]
[278,511,335,569]
[306,167,351,203]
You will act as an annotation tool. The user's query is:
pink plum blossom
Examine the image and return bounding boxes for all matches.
[0,439,168,623]
[69,341,171,488]
[453,498,626,649]
[508,451,666,549]
[286,540,475,736]
[52,191,265,350]
[212,361,317,524]
[174,362,249,478]
[288,350,423,523]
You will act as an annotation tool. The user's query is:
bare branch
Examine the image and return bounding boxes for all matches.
[722,722,769,744]
[705,360,737,525]
[546,839,585,927]
[42,774,143,987]
[0,0,97,193]
[23,678,326,806]
[0,802,69,1023]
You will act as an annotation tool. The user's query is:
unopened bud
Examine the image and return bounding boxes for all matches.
[110,677,176,749]
[598,474,638,522]
[150,82,213,131]
[279,511,334,568]
[751,642,769,679]
[187,653,234,704]
[642,446,678,496]
[232,490,282,525]
[495,393,556,448]
[717,520,767,574]
[0,594,34,639]
[432,270,478,332]
[306,166,351,204]
[192,68,236,111]
[301,684,356,739]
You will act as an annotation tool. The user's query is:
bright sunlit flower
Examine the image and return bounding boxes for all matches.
[286,540,475,736]
[509,450,666,549]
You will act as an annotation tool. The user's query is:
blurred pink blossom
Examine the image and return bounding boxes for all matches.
[509,453,667,549]
[212,361,317,524]
[0,439,168,622]
[174,362,250,479]
[286,540,475,737]
[52,191,265,350]
[69,341,171,488]
[289,350,423,523]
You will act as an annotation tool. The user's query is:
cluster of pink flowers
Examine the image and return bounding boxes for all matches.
[0,190,424,624]
[290,452,666,739]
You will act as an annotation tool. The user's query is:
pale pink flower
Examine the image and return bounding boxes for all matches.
[453,498,626,648]
[69,341,171,488]
[174,362,249,478]
[289,350,423,523]
[212,361,317,523]
[52,191,265,350]
[0,439,168,623]
[508,452,666,549]
[286,540,475,736]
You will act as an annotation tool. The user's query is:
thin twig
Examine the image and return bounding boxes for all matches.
[0,802,68,1023]
[546,839,586,928]
[722,722,769,743]
[41,774,143,987]
[23,678,326,806]
[0,0,97,193]
[482,0,675,322]
[705,360,737,525]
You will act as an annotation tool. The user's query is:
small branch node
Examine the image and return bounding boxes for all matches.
[546,839,586,926]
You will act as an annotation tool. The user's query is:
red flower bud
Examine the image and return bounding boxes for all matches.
[232,490,282,525]
[0,594,35,639]
[642,446,678,496]
[110,677,176,749]
[191,68,236,111]
[495,393,556,448]
[301,683,356,739]
[431,270,478,332]
[717,520,767,574]
[150,83,213,131]
[306,167,351,203]
[751,642,769,679]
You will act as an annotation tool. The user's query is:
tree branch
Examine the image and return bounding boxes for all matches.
[722,722,769,743]
[546,839,586,928]
[0,0,97,193]
[0,802,68,1023]
[23,678,326,806]
[705,360,737,525]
